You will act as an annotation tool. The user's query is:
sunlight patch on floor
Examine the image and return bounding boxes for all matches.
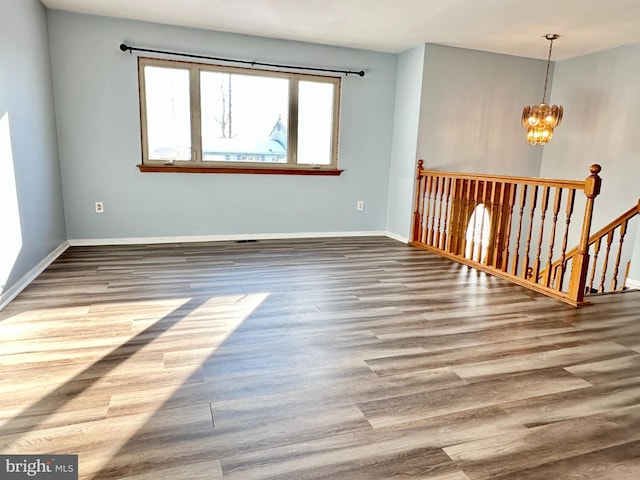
[0,293,268,457]
[86,292,270,478]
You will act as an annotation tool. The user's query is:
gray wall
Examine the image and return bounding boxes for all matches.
[384,43,551,239]
[47,11,396,241]
[0,0,66,300]
[540,44,640,283]
[385,45,425,240]
[417,44,546,176]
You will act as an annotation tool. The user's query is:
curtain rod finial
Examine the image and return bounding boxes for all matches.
[119,43,130,52]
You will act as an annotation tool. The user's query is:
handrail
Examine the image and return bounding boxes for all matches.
[542,199,640,276]
[411,160,602,306]
[413,168,586,190]
[541,198,640,294]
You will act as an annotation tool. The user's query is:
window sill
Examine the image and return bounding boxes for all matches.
[137,164,344,176]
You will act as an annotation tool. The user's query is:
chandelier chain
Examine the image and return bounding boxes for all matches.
[542,36,555,103]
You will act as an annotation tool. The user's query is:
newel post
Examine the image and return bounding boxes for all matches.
[411,160,425,243]
[568,164,602,303]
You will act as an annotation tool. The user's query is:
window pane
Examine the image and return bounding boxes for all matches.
[144,66,191,161]
[297,81,334,165]
[200,72,289,163]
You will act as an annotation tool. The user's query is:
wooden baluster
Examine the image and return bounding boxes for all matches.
[479,180,490,263]
[412,160,425,243]
[624,261,631,291]
[532,186,550,281]
[587,238,602,294]
[451,179,464,255]
[598,230,615,293]
[522,185,539,279]
[469,180,483,261]
[442,178,458,252]
[448,179,460,254]
[419,176,428,244]
[479,181,494,265]
[435,177,447,249]
[511,185,528,276]
[501,184,517,273]
[477,180,487,262]
[435,176,444,246]
[458,179,473,257]
[490,182,505,268]
[428,175,438,245]
[542,187,563,287]
[552,264,560,289]
[444,177,453,249]
[428,176,440,246]
[610,220,629,291]
[439,178,452,250]
[468,181,478,261]
[556,189,576,290]
[422,175,433,244]
[460,178,472,255]
[418,176,427,243]
[426,176,434,245]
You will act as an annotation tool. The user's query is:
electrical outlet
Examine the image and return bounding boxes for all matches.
[356,200,364,211]
[95,201,104,214]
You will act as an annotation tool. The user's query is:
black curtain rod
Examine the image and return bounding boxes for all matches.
[119,43,365,77]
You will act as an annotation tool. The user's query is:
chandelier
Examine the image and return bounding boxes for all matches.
[522,34,563,145]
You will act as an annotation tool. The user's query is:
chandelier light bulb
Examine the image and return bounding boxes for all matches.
[522,34,563,145]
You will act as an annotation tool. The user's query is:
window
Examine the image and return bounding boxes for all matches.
[137,57,341,174]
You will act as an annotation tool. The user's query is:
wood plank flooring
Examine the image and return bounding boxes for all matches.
[1,236,640,479]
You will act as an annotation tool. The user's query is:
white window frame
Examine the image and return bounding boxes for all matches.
[137,57,342,174]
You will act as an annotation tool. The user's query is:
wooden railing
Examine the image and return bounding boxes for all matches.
[410,160,602,306]
[541,199,640,295]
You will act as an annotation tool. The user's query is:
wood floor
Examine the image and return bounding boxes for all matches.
[1,236,640,479]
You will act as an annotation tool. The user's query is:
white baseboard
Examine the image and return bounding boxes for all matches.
[385,231,409,243]
[68,231,390,246]
[626,278,640,290]
[0,241,69,311]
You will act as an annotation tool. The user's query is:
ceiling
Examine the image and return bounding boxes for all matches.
[40,0,640,60]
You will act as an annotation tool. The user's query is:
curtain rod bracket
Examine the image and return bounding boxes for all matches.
[118,43,365,77]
